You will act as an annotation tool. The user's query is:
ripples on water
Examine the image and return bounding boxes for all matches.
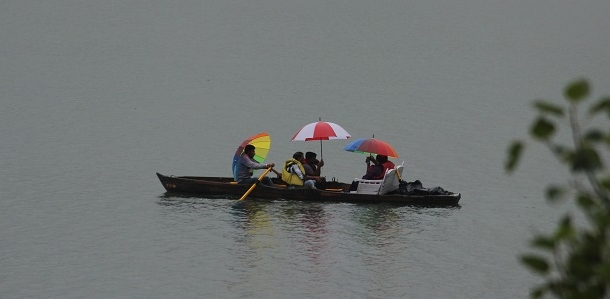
[156,195,461,298]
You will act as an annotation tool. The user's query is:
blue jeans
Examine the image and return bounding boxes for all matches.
[304,180,316,189]
[239,177,274,186]
[288,180,316,189]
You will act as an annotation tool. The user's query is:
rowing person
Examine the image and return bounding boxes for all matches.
[235,144,275,186]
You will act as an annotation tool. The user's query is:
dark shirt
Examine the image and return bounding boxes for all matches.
[306,160,319,175]
[303,163,316,176]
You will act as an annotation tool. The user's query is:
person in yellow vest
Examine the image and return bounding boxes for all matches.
[281,151,322,189]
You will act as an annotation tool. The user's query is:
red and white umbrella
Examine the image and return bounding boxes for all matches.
[291,118,350,159]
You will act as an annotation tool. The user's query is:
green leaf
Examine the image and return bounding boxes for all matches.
[505,141,524,172]
[576,194,595,209]
[583,129,604,143]
[531,235,556,250]
[545,185,566,203]
[589,97,610,117]
[554,216,574,240]
[530,117,556,140]
[599,176,610,191]
[598,261,610,279]
[531,287,545,299]
[564,79,590,103]
[533,100,565,117]
[521,254,550,274]
[571,146,603,172]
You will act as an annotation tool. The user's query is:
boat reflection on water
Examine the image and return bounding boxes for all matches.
[158,194,463,296]
[230,200,331,264]
[351,205,403,242]
[279,202,330,267]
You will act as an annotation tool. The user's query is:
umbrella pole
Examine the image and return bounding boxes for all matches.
[318,117,323,160]
[319,140,323,160]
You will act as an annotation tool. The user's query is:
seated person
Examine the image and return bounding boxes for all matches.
[304,151,326,189]
[305,151,324,176]
[235,144,275,186]
[349,155,395,191]
[365,155,395,179]
[282,151,321,189]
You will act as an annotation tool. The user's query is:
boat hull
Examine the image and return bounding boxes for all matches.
[156,173,461,206]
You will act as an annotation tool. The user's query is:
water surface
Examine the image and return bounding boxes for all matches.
[1,1,609,298]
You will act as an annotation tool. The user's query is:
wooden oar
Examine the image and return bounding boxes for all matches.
[239,167,273,200]
[270,168,282,177]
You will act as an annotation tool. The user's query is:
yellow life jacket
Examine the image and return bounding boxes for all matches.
[282,158,305,186]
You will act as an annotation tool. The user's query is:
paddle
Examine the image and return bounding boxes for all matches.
[270,168,282,177]
[239,167,273,200]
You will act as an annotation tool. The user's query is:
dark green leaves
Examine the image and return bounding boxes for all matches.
[521,254,550,274]
[533,100,564,117]
[589,97,610,117]
[505,141,523,172]
[564,79,590,103]
[531,235,556,250]
[576,195,595,212]
[571,146,603,172]
[545,185,566,203]
[530,117,556,140]
[509,78,610,298]
[599,176,610,191]
[554,216,574,240]
[583,129,604,143]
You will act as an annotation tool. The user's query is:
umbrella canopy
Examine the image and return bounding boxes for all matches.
[291,119,350,159]
[343,137,399,158]
[291,120,351,141]
[232,132,271,180]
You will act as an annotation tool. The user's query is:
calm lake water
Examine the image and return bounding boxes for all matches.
[2,1,609,298]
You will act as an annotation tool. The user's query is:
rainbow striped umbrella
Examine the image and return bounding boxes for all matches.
[343,137,399,158]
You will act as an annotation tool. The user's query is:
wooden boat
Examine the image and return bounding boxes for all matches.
[156,173,461,206]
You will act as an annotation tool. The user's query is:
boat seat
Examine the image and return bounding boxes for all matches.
[354,162,404,195]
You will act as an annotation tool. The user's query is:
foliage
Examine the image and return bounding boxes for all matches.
[506,78,610,298]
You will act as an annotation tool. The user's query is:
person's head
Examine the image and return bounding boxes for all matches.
[305,151,317,163]
[293,151,305,161]
[376,155,388,163]
[244,144,255,157]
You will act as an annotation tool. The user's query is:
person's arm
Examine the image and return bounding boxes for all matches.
[362,165,383,180]
[303,164,322,182]
[314,159,324,176]
[242,155,272,169]
[291,164,306,180]
[365,156,377,170]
